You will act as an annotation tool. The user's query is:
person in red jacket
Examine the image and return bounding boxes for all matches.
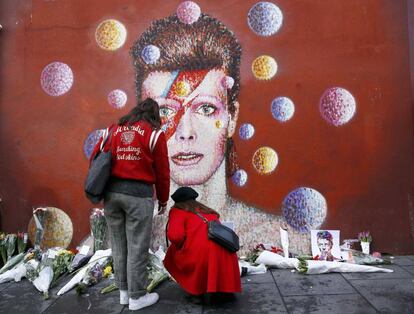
[164,187,241,299]
[90,98,170,311]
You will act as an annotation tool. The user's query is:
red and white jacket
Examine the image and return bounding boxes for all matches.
[90,121,170,205]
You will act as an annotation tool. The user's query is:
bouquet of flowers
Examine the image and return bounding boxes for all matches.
[57,249,112,296]
[100,247,170,294]
[147,247,170,292]
[343,249,391,265]
[244,243,285,264]
[0,252,25,275]
[76,256,112,295]
[298,259,393,275]
[358,231,372,242]
[17,232,28,254]
[255,250,393,275]
[5,234,17,260]
[68,250,92,273]
[0,251,37,283]
[32,248,74,298]
[0,233,7,266]
[24,259,40,282]
[255,250,299,269]
[51,249,75,285]
[90,208,107,252]
[33,266,53,299]
[33,207,48,249]
[32,249,58,298]
[238,260,267,277]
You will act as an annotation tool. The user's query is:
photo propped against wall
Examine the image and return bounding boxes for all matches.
[311,230,341,261]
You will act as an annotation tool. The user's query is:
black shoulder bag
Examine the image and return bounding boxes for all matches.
[84,126,114,204]
[194,211,240,253]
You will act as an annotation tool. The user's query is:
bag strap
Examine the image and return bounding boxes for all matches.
[100,125,115,151]
[149,129,163,153]
[165,218,170,248]
[193,211,209,223]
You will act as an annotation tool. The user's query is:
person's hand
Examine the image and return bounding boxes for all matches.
[157,202,167,215]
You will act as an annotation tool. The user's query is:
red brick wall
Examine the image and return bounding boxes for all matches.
[0,0,413,253]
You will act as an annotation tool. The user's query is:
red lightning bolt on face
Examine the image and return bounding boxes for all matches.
[161,69,210,141]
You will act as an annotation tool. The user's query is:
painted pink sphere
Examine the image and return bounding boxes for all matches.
[319,87,356,126]
[221,76,235,90]
[177,1,201,24]
[40,62,74,96]
[108,89,127,109]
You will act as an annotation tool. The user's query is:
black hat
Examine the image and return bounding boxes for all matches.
[171,187,199,203]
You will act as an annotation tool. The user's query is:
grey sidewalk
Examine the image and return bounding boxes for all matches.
[0,256,414,314]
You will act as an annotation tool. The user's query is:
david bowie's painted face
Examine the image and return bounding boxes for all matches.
[142,68,237,185]
[317,238,332,253]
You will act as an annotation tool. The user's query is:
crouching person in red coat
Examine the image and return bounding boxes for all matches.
[164,187,241,298]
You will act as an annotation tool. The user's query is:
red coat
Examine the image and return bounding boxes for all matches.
[163,207,241,295]
[90,121,170,204]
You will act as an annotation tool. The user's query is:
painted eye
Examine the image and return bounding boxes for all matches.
[159,106,176,119]
[196,103,217,116]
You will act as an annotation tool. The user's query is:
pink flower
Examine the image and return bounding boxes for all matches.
[358,231,372,242]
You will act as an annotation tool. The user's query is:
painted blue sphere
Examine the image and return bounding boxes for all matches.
[232,169,248,187]
[282,187,327,233]
[83,129,105,159]
[271,97,295,122]
[141,45,160,65]
[239,123,255,140]
[248,2,283,36]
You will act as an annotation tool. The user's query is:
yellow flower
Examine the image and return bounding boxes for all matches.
[103,266,113,278]
[57,249,73,256]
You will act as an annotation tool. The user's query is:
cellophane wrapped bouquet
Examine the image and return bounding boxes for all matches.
[90,208,107,252]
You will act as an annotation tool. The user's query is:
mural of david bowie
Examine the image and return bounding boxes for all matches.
[131,13,310,256]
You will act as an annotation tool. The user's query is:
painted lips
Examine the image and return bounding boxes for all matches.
[171,152,204,166]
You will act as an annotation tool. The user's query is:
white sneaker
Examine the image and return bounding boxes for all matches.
[129,293,159,311]
[120,290,129,305]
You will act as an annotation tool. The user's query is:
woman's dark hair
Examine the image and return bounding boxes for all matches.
[174,199,220,217]
[118,98,161,129]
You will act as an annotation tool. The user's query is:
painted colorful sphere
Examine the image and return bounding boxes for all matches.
[221,76,235,90]
[174,80,191,97]
[108,89,127,109]
[282,187,327,233]
[252,55,277,80]
[95,19,127,51]
[83,129,105,159]
[232,169,248,187]
[28,207,73,250]
[239,123,255,140]
[271,97,295,122]
[319,87,356,126]
[141,45,160,65]
[177,1,201,24]
[40,62,74,96]
[248,2,283,36]
[252,147,278,174]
